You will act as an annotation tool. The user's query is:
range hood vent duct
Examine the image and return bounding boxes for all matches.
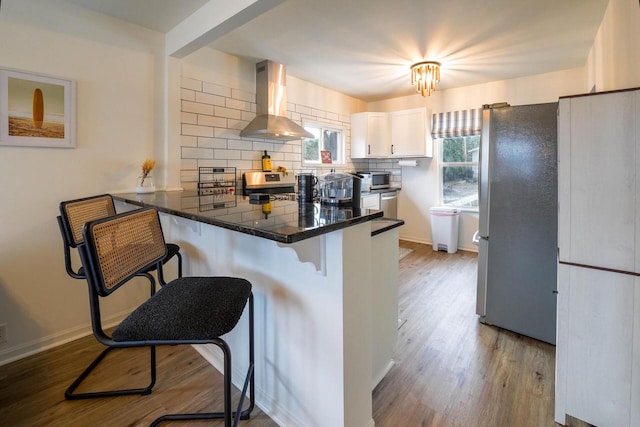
[240,60,313,141]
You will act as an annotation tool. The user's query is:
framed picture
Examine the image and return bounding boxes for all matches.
[0,68,76,148]
[321,150,332,164]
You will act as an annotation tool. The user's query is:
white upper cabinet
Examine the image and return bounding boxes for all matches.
[636,91,640,274]
[351,107,431,158]
[390,107,431,157]
[351,112,389,158]
[558,91,637,272]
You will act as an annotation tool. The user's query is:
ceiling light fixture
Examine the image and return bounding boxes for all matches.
[411,61,441,97]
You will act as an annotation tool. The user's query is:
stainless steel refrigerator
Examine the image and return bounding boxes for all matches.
[476,102,558,344]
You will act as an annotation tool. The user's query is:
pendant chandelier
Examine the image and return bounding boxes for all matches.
[410,61,441,97]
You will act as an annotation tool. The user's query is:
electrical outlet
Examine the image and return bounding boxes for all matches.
[0,324,7,343]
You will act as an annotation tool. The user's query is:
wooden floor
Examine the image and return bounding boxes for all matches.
[374,241,557,426]
[0,241,557,426]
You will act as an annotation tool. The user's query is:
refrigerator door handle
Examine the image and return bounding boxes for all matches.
[472,230,488,244]
[476,237,489,317]
[478,108,492,237]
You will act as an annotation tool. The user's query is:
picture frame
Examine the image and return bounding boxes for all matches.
[321,150,332,164]
[0,68,76,148]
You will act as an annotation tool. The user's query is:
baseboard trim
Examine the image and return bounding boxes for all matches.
[372,359,395,391]
[0,310,129,367]
[398,235,428,245]
[398,237,478,253]
[565,414,596,427]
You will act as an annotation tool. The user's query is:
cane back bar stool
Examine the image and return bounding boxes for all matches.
[76,207,255,426]
[57,194,183,401]
[57,194,182,280]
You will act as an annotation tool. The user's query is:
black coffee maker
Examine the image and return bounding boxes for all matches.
[297,173,318,203]
[351,173,362,209]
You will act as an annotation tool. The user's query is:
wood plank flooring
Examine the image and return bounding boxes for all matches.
[0,241,558,426]
[373,241,557,427]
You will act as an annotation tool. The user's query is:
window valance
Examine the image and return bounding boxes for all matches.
[431,108,482,138]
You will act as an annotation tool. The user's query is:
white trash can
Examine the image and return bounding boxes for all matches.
[430,207,460,253]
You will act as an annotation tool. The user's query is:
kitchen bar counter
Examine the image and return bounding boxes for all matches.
[113,190,383,244]
[370,218,404,236]
[112,189,401,427]
[363,187,401,194]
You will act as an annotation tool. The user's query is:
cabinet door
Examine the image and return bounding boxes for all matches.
[565,91,636,271]
[555,264,570,424]
[390,108,430,157]
[557,100,572,263]
[350,112,369,158]
[371,227,399,388]
[361,193,380,210]
[350,112,389,158]
[636,91,640,274]
[563,266,635,427]
[633,277,640,427]
[367,113,389,157]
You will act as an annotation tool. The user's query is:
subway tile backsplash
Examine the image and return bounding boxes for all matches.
[179,76,401,190]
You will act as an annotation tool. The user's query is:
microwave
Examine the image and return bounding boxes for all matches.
[358,171,390,190]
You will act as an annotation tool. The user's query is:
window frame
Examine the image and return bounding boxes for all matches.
[301,120,346,168]
[437,135,480,212]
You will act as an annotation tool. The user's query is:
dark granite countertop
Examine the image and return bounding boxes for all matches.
[362,187,401,195]
[113,190,386,244]
[370,218,405,236]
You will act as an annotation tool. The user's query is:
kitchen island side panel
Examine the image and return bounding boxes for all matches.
[371,227,399,389]
[164,215,375,427]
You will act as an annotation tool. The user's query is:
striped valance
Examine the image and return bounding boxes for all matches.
[431,108,482,138]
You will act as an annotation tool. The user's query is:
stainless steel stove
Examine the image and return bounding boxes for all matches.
[242,171,296,196]
[269,193,298,201]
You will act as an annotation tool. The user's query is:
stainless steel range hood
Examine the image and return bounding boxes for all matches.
[240,60,313,141]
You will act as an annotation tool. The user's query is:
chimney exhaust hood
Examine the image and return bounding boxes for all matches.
[240,60,313,141]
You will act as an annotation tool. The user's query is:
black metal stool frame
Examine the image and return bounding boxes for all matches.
[57,194,183,281]
[76,208,254,427]
[57,194,181,401]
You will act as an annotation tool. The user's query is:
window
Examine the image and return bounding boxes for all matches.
[439,135,480,209]
[302,121,345,166]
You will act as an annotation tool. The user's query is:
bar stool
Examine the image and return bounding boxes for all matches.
[57,193,182,280]
[72,207,254,426]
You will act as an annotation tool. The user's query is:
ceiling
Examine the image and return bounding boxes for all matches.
[66,0,610,102]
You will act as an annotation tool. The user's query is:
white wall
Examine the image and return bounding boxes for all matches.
[380,0,640,251]
[0,0,165,364]
[369,67,588,251]
[173,48,368,190]
[587,0,640,92]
